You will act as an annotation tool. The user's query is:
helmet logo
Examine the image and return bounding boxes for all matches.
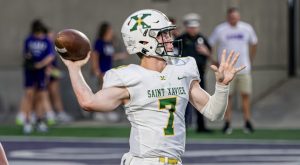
[129,14,151,32]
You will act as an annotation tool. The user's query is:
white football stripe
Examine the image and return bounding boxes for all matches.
[55,46,67,53]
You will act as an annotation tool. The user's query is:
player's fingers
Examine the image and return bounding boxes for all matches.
[230,52,240,66]
[235,65,246,73]
[226,50,234,64]
[221,49,226,65]
[210,65,219,73]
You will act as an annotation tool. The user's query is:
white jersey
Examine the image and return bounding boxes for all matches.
[209,21,258,74]
[103,57,200,160]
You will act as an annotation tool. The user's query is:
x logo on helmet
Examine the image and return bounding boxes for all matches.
[128,14,151,32]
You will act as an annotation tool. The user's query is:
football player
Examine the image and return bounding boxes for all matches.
[60,9,245,165]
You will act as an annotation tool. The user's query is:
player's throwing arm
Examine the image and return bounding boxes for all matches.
[55,29,129,112]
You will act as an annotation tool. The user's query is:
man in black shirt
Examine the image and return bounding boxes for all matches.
[177,13,214,133]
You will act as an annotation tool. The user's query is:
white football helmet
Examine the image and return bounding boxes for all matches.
[121,9,182,60]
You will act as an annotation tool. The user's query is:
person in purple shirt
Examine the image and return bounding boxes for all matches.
[91,22,128,122]
[19,20,55,134]
[91,22,115,81]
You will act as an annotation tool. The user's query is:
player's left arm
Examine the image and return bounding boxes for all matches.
[189,50,246,121]
[60,53,129,112]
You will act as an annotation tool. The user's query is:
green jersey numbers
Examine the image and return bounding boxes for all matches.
[158,97,177,136]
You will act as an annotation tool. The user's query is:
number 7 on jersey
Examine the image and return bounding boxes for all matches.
[159,97,177,136]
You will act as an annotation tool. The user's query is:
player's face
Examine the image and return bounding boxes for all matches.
[156,31,174,52]
[227,11,240,26]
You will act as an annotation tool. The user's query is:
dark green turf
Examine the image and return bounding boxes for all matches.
[0,125,300,140]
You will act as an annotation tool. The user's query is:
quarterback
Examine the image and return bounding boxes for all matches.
[61,9,245,165]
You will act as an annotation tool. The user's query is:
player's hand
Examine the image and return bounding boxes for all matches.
[210,49,246,86]
[60,52,90,69]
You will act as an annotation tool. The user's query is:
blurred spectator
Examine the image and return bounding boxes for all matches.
[209,7,258,134]
[0,143,8,165]
[18,19,55,134]
[45,28,73,123]
[91,22,127,122]
[176,13,214,133]
[169,17,181,38]
[91,22,115,81]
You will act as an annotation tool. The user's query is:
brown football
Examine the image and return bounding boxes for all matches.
[55,29,91,61]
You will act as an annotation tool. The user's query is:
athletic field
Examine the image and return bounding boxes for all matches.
[1,126,300,165]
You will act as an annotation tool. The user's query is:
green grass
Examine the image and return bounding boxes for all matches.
[1,125,300,140]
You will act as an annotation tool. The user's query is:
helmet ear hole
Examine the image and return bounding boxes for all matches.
[141,48,149,54]
[149,30,158,37]
[139,41,149,45]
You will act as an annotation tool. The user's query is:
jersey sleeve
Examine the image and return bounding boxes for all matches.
[102,69,125,89]
[185,57,201,87]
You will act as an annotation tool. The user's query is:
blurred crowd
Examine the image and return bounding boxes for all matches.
[17,20,73,134]
[18,7,257,135]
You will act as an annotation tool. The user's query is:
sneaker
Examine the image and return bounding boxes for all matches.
[23,122,33,134]
[18,112,37,125]
[16,112,25,126]
[222,121,233,135]
[30,112,37,125]
[244,121,254,134]
[56,111,73,123]
[46,111,56,125]
[37,122,48,133]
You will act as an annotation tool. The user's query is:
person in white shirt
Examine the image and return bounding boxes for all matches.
[61,9,245,165]
[209,7,258,134]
